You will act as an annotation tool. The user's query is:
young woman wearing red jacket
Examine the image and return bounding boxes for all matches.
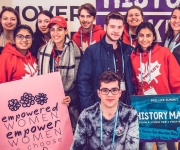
[122,5,144,47]
[130,22,180,150]
[0,25,37,83]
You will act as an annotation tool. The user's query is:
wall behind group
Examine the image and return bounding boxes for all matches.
[0,0,180,42]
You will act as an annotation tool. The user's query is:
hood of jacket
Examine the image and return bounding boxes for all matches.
[123,24,130,39]
[77,24,104,35]
[122,24,137,46]
[132,43,161,57]
[2,43,32,59]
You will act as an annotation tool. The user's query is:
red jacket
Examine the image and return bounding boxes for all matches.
[122,25,137,47]
[130,44,180,95]
[0,43,38,83]
[72,24,105,51]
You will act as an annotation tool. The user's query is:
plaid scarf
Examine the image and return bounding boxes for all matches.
[38,38,81,92]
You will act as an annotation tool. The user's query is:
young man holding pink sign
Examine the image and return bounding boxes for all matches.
[71,71,139,150]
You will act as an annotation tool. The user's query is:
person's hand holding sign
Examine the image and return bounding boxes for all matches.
[62,96,71,106]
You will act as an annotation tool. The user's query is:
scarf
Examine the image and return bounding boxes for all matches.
[38,38,81,92]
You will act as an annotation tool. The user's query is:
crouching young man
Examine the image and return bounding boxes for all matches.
[71,71,139,150]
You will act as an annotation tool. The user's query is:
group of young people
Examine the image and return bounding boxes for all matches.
[0,2,179,150]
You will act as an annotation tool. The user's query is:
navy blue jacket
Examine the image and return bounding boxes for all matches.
[77,36,135,110]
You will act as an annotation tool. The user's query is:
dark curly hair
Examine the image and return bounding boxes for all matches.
[98,71,121,89]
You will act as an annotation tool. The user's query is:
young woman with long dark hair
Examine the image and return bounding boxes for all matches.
[122,5,144,47]
[164,6,180,64]
[38,16,81,132]
[0,25,37,83]
[0,7,21,53]
[33,10,53,57]
[131,22,180,150]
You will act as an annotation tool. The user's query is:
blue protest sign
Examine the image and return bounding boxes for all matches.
[131,94,180,142]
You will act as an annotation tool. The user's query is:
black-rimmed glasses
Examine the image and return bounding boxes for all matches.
[100,88,120,95]
[16,34,33,41]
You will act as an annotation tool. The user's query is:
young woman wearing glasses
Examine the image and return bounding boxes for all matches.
[0,25,38,83]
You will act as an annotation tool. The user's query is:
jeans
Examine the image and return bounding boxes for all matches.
[167,142,177,150]
[142,142,167,150]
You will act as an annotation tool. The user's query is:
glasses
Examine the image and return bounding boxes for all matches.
[100,88,120,95]
[16,34,33,41]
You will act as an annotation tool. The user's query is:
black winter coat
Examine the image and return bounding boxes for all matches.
[77,36,135,110]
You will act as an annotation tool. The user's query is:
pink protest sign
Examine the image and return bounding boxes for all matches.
[0,72,73,150]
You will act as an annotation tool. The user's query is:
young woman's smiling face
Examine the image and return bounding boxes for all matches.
[37,14,51,34]
[170,9,180,36]
[137,27,155,51]
[50,24,67,44]
[127,8,143,28]
[15,29,33,52]
[1,11,17,31]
